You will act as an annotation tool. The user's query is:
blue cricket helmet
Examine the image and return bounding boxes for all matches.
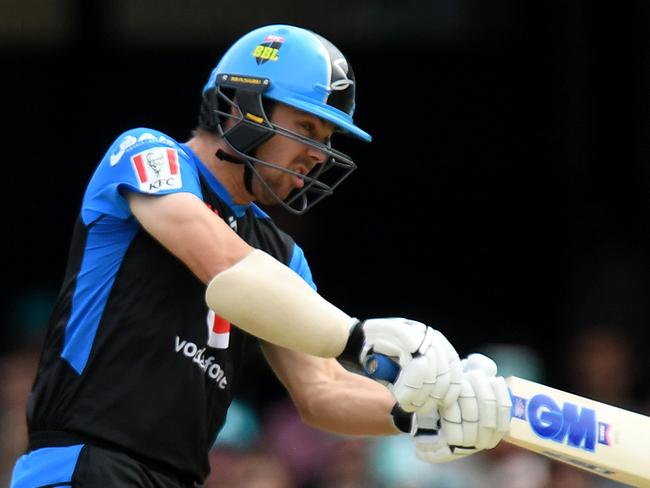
[203,24,371,142]
[200,24,370,214]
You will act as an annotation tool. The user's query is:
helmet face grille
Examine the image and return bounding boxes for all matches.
[209,86,358,215]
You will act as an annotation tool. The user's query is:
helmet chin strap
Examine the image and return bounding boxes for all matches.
[216,149,256,196]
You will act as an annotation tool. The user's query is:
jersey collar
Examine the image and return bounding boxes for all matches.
[181,143,269,219]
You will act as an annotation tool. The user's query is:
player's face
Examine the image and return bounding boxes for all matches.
[252,104,334,203]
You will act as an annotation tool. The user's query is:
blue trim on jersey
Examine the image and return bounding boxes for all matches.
[82,128,202,225]
[181,143,270,220]
[10,445,83,488]
[66,128,206,372]
[62,219,138,373]
[288,243,316,290]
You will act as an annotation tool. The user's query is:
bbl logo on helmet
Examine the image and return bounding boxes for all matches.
[252,34,285,64]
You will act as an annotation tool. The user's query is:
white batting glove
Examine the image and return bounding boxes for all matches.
[412,411,480,463]
[390,403,475,464]
[340,318,462,413]
[445,353,512,450]
[400,353,512,464]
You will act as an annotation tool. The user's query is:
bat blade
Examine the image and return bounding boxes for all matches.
[364,354,650,487]
[505,376,650,487]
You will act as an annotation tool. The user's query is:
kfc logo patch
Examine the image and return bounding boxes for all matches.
[131,147,182,192]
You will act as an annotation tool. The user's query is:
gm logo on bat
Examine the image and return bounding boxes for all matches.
[511,393,613,452]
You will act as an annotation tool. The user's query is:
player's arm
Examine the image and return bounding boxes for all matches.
[127,190,353,357]
[128,190,462,413]
[261,342,400,436]
[127,191,253,282]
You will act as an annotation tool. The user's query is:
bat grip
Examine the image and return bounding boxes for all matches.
[364,353,400,382]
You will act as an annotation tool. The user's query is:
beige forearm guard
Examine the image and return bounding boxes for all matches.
[205,249,354,357]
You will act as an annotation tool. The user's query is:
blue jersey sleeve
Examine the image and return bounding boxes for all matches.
[288,243,316,291]
[81,128,202,225]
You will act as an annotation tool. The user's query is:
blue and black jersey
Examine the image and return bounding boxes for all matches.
[12,128,315,487]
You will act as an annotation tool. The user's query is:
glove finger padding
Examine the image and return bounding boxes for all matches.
[439,378,479,447]
[463,370,498,450]
[392,355,437,412]
[460,353,512,450]
[418,392,439,415]
[427,330,463,407]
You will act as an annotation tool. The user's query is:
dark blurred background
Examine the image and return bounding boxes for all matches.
[2,1,650,485]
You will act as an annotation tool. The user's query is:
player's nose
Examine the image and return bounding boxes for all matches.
[306,146,327,166]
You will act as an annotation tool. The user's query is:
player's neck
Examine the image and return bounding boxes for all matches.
[186,132,254,206]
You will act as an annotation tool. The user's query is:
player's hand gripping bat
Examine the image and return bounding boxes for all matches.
[365,353,650,487]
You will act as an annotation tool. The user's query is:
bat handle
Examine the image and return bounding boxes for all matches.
[364,353,400,382]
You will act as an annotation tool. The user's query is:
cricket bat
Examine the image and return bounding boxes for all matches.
[364,354,650,487]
